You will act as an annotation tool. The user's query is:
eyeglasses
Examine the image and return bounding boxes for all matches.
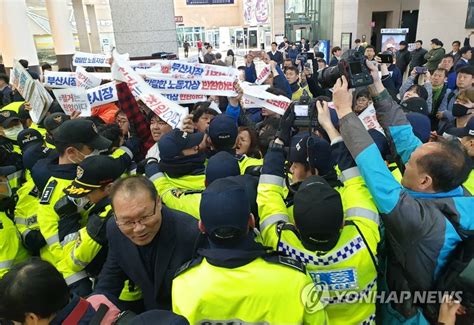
[114,200,158,230]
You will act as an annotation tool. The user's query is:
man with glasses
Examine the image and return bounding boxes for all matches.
[94,175,199,311]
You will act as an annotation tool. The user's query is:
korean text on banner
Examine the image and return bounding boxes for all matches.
[53,87,91,117]
[145,60,239,78]
[145,73,237,97]
[255,65,271,85]
[44,71,77,88]
[112,51,187,129]
[240,82,290,115]
[163,93,207,105]
[87,82,118,108]
[73,51,109,67]
[76,66,102,89]
[10,61,52,123]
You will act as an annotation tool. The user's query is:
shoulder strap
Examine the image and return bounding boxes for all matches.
[345,220,379,274]
[88,303,109,325]
[174,256,204,278]
[447,90,456,105]
[262,252,306,273]
[63,298,90,325]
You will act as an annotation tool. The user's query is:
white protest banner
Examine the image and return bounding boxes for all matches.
[187,55,200,63]
[76,66,102,89]
[163,93,207,105]
[240,82,291,115]
[146,60,239,78]
[357,104,385,134]
[87,82,118,108]
[112,50,188,129]
[53,87,91,117]
[44,71,77,88]
[129,60,163,71]
[10,61,52,123]
[255,65,271,85]
[145,73,237,97]
[73,51,109,67]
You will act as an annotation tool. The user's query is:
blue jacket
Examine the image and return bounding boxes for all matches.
[273,65,292,99]
[339,89,474,322]
[245,63,257,83]
[388,65,402,92]
[94,206,199,310]
[50,294,96,325]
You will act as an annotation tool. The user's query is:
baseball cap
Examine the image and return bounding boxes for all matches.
[406,112,431,143]
[200,177,250,245]
[294,176,344,252]
[53,119,112,150]
[44,113,70,133]
[0,110,20,128]
[401,97,429,116]
[205,151,240,186]
[158,129,204,162]
[445,117,474,138]
[289,135,335,176]
[64,155,125,198]
[208,114,238,149]
[17,128,44,152]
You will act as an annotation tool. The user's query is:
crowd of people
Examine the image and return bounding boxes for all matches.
[0,31,473,325]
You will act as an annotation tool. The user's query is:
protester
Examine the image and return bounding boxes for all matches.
[285,66,313,101]
[236,126,262,158]
[244,54,257,83]
[332,62,473,324]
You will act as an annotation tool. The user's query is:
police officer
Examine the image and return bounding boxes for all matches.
[207,114,263,173]
[0,166,29,278]
[172,177,327,323]
[14,129,53,255]
[257,101,380,324]
[42,112,70,149]
[0,110,23,169]
[34,119,127,294]
[61,155,130,294]
[146,149,240,219]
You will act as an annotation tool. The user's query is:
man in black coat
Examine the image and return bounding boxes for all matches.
[396,41,411,76]
[94,175,199,311]
[409,40,428,71]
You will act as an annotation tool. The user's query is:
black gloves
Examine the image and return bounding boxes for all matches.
[275,103,296,146]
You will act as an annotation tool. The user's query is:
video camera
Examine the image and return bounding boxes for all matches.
[318,50,373,89]
[293,93,332,128]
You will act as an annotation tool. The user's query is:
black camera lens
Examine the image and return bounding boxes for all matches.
[317,65,341,89]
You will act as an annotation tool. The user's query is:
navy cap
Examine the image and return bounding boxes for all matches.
[158,129,204,162]
[401,97,429,116]
[44,113,70,133]
[0,110,20,128]
[17,104,30,120]
[200,177,250,244]
[130,310,189,325]
[22,144,53,170]
[208,114,238,149]
[17,128,44,152]
[446,117,474,138]
[406,112,431,143]
[205,151,240,186]
[289,135,335,176]
[0,165,16,176]
[294,176,344,252]
[64,155,126,198]
[368,129,390,159]
[53,119,112,150]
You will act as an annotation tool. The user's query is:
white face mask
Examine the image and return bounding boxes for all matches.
[3,125,23,141]
[70,149,101,164]
[69,196,91,211]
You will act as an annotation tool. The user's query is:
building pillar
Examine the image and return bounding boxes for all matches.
[86,4,102,53]
[0,0,40,74]
[45,0,76,70]
[72,0,91,52]
[109,0,178,57]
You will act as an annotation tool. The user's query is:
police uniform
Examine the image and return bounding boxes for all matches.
[0,166,29,278]
[258,139,380,325]
[172,177,327,324]
[43,112,71,149]
[35,119,132,289]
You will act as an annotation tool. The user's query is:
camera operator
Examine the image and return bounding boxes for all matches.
[399,67,433,114]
